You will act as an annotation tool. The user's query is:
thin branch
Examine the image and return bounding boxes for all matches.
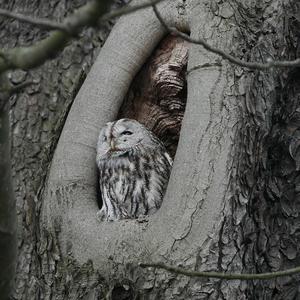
[0,0,167,74]
[0,0,165,32]
[0,0,114,73]
[100,0,164,22]
[151,2,300,70]
[140,262,300,280]
[0,8,68,32]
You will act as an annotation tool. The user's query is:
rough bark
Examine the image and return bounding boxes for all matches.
[5,0,300,299]
[0,0,112,73]
[42,0,300,299]
[0,95,16,299]
[0,0,125,298]
[237,1,300,299]
[119,35,188,157]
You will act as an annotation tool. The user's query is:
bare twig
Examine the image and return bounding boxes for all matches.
[0,0,166,74]
[100,0,164,22]
[0,0,113,73]
[0,8,68,32]
[151,2,300,70]
[0,0,165,33]
[140,262,300,280]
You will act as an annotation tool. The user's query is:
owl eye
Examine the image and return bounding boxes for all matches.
[103,136,107,142]
[122,130,133,135]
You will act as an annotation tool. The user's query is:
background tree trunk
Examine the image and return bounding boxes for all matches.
[236,2,300,298]
[0,0,127,298]
[0,96,16,300]
[4,0,300,299]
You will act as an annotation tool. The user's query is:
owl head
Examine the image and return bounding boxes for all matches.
[96,119,160,161]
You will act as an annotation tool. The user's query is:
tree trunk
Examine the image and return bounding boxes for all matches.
[6,0,300,299]
[0,89,16,299]
[0,0,125,298]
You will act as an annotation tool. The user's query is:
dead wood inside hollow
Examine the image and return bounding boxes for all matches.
[119,35,189,158]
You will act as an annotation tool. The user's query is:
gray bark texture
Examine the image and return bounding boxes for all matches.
[0,0,126,298]
[41,0,300,299]
[4,0,300,299]
[0,99,16,299]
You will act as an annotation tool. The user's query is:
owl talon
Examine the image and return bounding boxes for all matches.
[136,215,149,223]
[96,209,106,222]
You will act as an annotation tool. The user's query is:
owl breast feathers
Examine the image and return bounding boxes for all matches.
[96,118,172,221]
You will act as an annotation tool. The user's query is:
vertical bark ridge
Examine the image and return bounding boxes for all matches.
[0,0,125,298]
[230,0,300,299]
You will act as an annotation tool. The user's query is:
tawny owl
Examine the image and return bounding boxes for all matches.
[96,118,172,221]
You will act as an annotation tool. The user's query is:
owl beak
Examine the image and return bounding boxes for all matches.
[110,139,116,151]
